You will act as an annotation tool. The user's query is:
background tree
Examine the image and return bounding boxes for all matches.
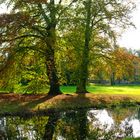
[89,46,140,85]
[109,47,135,85]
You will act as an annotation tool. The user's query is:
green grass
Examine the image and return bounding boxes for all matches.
[1,84,140,95]
[61,85,140,95]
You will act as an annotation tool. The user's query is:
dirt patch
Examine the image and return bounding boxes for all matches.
[0,94,45,102]
[0,93,136,104]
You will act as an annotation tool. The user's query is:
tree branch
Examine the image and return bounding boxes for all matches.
[57,0,78,23]
[38,3,50,25]
[1,34,44,42]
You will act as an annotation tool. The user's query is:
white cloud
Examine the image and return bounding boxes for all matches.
[118,2,140,50]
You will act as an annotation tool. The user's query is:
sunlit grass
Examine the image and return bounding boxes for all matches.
[1,85,140,95]
[61,85,140,95]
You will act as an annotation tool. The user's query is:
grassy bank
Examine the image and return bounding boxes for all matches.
[0,93,140,116]
[0,85,140,115]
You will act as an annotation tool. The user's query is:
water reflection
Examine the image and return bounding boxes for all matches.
[87,109,114,130]
[43,112,59,140]
[0,107,140,140]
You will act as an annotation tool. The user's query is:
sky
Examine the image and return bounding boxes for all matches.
[0,2,140,50]
[118,1,140,50]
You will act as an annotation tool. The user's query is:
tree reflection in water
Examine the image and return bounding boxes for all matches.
[43,112,59,140]
[0,107,140,140]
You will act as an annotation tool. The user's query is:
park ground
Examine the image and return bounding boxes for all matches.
[0,85,140,116]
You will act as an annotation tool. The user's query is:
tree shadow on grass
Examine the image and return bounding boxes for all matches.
[22,91,93,112]
[23,95,58,111]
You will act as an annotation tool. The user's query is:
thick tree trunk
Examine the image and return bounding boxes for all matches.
[45,52,62,95]
[76,0,91,93]
[76,52,89,93]
[43,0,62,95]
[45,26,62,95]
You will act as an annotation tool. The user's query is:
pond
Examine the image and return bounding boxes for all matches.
[0,107,140,140]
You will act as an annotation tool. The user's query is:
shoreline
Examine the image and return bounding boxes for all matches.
[0,93,139,116]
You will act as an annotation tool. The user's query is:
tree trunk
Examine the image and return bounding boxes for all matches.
[45,25,62,95]
[76,0,91,93]
[76,53,89,93]
[45,51,62,95]
[45,0,62,95]
[110,71,115,86]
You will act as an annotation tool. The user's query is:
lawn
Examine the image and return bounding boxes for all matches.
[61,85,140,95]
[1,84,140,95]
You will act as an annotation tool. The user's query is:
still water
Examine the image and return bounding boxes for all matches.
[0,107,140,140]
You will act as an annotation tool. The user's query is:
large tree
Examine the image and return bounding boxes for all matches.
[0,0,77,95]
[75,0,135,93]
